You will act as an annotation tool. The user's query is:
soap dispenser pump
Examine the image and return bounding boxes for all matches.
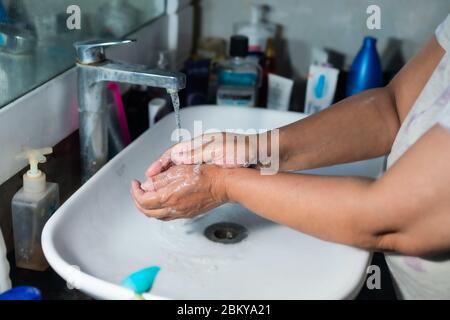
[11,147,60,271]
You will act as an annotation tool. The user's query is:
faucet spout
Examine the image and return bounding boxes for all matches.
[82,61,186,91]
[75,40,186,182]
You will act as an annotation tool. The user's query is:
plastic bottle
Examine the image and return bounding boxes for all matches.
[123,51,171,139]
[0,286,42,300]
[0,1,8,23]
[234,4,276,54]
[196,37,227,104]
[12,147,60,271]
[216,35,261,107]
[148,98,167,127]
[346,36,383,97]
[259,38,276,107]
[0,228,11,293]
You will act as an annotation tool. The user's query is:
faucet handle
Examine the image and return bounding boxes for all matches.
[74,39,136,64]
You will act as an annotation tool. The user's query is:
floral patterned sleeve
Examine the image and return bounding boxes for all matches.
[436,14,450,51]
[436,14,450,132]
[439,102,450,132]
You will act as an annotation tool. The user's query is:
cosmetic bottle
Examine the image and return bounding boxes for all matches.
[234,4,276,54]
[12,147,59,271]
[346,36,383,97]
[216,35,261,107]
[259,38,276,107]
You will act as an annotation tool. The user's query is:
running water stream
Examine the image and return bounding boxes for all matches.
[167,89,182,142]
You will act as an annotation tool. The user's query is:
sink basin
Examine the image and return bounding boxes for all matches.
[42,106,384,300]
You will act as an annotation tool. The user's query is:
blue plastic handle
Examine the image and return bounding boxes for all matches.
[0,286,42,300]
[122,266,161,295]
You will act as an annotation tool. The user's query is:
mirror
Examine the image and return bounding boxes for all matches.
[0,0,166,107]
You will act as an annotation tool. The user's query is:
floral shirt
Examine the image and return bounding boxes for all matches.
[385,13,450,299]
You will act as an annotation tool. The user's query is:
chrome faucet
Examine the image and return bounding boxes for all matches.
[74,39,186,182]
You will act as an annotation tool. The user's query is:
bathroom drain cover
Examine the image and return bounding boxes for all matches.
[204,222,248,244]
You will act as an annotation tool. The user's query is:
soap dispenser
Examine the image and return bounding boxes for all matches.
[11,147,59,271]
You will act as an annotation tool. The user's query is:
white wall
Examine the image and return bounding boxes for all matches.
[199,0,450,77]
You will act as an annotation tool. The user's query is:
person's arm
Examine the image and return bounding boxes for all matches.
[277,37,445,171]
[145,37,444,177]
[131,124,450,256]
[224,125,450,256]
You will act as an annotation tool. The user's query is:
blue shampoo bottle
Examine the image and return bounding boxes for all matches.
[346,36,383,97]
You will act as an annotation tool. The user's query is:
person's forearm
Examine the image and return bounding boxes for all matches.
[223,167,381,249]
[271,87,401,171]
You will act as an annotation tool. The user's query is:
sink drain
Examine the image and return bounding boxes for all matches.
[204,222,248,244]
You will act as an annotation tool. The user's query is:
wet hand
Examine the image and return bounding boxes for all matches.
[131,165,227,221]
[145,133,257,178]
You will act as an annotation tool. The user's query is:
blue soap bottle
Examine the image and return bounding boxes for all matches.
[346,36,383,97]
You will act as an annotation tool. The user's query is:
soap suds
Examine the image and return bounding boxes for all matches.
[141,178,155,192]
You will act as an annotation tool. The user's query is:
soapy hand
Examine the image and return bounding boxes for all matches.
[132,133,258,220]
[131,164,227,220]
[145,132,257,178]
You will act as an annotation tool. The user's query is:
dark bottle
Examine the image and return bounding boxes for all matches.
[122,52,171,140]
[122,85,153,141]
[259,38,276,107]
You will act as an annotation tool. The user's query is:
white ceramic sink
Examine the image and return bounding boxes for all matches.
[42,106,384,300]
